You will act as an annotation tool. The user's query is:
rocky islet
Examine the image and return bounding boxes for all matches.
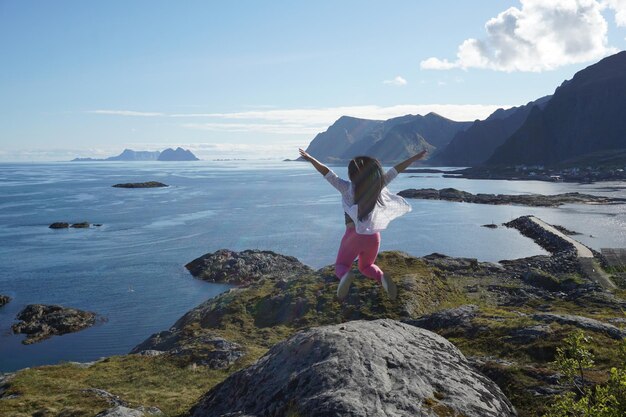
[11,304,99,345]
[398,187,626,207]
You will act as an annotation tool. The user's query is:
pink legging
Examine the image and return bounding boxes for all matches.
[335,227,383,282]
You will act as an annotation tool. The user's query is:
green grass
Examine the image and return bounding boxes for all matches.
[0,354,246,417]
[2,251,625,417]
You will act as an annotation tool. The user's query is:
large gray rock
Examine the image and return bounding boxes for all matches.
[189,319,517,417]
[185,249,312,286]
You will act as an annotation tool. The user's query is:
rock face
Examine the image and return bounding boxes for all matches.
[11,304,98,344]
[0,294,10,307]
[185,249,313,285]
[190,319,517,417]
[487,51,626,166]
[397,188,626,207]
[432,95,551,166]
[112,181,168,188]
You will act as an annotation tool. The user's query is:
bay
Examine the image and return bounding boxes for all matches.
[0,161,624,372]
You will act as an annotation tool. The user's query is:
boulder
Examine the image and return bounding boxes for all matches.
[49,222,70,229]
[189,319,517,417]
[11,304,98,344]
[185,249,313,285]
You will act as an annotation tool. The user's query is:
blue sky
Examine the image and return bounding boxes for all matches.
[1,0,625,161]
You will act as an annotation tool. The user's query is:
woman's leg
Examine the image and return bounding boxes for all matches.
[335,228,361,279]
[357,232,383,282]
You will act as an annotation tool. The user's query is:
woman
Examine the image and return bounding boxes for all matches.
[299,148,427,300]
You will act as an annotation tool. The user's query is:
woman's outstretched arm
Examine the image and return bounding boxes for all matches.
[299,148,329,176]
[394,150,427,173]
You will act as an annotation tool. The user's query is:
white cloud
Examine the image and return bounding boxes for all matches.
[421,0,618,72]
[383,76,408,86]
[87,110,165,117]
[181,122,325,135]
[87,104,511,137]
[602,0,626,26]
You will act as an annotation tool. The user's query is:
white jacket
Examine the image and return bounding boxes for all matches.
[324,167,411,235]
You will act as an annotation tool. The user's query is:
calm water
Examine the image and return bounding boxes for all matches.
[0,161,624,372]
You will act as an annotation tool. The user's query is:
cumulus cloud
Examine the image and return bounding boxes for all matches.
[383,76,408,86]
[421,0,619,72]
[603,0,626,26]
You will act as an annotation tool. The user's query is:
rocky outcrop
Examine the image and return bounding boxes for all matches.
[0,294,10,307]
[397,188,625,207]
[185,249,313,285]
[49,222,70,229]
[533,313,626,340]
[404,304,480,333]
[11,304,98,344]
[130,333,245,370]
[112,182,168,188]
[189,320,517,417]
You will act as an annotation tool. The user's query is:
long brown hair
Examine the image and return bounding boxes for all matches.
[348,156,385,221]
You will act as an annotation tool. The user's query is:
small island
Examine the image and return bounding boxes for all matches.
[398,188,626,207]
[72,147,199,162]
[49,222,99,229]
[12,304,98,345]
[112,181,168,188]
[0,294,11,307]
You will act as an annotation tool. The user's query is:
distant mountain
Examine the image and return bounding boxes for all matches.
[486,51,626,166]
[305,116,383,163]
[71,147,199,162]
[304,113,470,164]
[158,147,199,161]
[431,96,551,167]
[106,149,161,161]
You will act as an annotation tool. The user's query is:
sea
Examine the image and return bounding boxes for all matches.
[0,160,624,372]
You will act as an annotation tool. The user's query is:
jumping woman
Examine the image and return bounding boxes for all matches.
[299,148,427,301]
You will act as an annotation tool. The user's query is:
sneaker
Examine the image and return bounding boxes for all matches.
[381,274,397,300]
[337,271,355,300]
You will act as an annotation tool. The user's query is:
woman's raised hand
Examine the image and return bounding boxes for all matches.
[299,148,313,161]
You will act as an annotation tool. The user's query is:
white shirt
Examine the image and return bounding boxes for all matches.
[324,167,412,235]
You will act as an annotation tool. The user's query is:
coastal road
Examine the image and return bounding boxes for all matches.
[529,216,617,290]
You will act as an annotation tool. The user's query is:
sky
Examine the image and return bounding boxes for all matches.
[1,0,625,161]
